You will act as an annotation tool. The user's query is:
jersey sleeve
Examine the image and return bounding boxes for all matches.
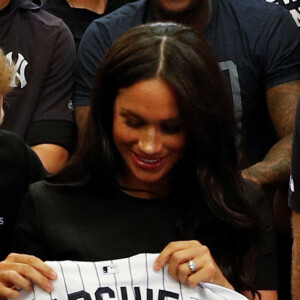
[289,98,300,211]
[74,21,111,106]
[260,8,300,88]
[26,21,76,151]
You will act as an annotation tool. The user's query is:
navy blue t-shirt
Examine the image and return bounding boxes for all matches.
[264,0,300,28]
[42,0,138,51]
[74,0,300,167]
[0,0,75,150]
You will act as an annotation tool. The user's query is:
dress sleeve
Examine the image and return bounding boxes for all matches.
[26,145,47,182]
[13,184,48,260]
[26,20,76,151]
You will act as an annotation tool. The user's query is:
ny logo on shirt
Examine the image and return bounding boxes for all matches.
[6,52,28,88]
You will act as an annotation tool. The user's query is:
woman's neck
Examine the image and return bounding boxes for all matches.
[116,173,170,199]
[66,0,107,14]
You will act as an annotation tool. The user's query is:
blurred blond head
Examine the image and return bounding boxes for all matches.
[0,48,14,124]
[0,48,13,96]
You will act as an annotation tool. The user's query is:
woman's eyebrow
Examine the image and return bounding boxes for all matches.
[120,108,181,122]
[119,108,143,119]
[161,118,182,124]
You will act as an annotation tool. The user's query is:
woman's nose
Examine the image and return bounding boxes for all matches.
[137,127,162,154]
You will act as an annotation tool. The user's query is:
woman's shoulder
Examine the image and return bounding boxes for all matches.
[26,180,88,202]
[27,179,80,199]
[0,130,27,154]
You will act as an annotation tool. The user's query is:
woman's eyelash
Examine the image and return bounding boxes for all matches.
[125,119,143,128]
[124,118,182,133]
[161,124,183,134]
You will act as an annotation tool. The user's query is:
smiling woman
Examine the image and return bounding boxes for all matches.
[113,79,185,198]
[10,23,277,300]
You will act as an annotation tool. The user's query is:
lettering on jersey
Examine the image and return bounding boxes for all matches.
[264,0,300,26]
[69,287,179,300]
[6,52,28,88]
[0,217,3,225]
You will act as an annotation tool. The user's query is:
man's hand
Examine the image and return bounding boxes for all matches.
[0,253,57,300]
[32,144,69,173]
[242,80,300,186]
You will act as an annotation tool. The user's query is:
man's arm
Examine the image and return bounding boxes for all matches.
[242,80,300,186]
[31,144,69,174]
[26,18,76,173]
[74,106,91,147]
[292,210,300,300]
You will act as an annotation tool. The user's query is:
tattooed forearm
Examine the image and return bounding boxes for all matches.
[242,132,292,186]
[267,80,300,138]
[292,211,300,300]
[242,81,300,186]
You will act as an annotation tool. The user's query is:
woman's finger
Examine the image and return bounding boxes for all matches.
[154,241,201,271]
[0,270,32,292]
[177,262,190,285]
[13,263,54,293]
[0,254,56,294]
[167,247,202,279]
[0,284,21,300]
[5,253,57,280]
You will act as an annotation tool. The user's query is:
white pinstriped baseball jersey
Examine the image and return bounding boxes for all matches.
[15,253,247,300]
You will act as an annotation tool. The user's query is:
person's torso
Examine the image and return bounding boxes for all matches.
[0,0,70,138]
[0,130,45,259]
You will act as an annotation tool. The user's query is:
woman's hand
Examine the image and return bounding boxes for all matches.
[154,241,234,289]
[0,253,57,299]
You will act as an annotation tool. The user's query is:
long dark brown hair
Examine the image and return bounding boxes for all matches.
[47,23,264,295]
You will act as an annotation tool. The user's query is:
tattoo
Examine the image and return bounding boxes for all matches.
[242,135,292,186]
[267,80,300,138]
[242,81,300,186]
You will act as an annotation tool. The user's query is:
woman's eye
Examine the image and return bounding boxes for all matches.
[125,119,143,128]
[161,123,183,134]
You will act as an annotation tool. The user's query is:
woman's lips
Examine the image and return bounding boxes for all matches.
[133,152,167,169]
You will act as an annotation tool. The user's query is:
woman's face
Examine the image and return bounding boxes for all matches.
[113,78,185,194]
